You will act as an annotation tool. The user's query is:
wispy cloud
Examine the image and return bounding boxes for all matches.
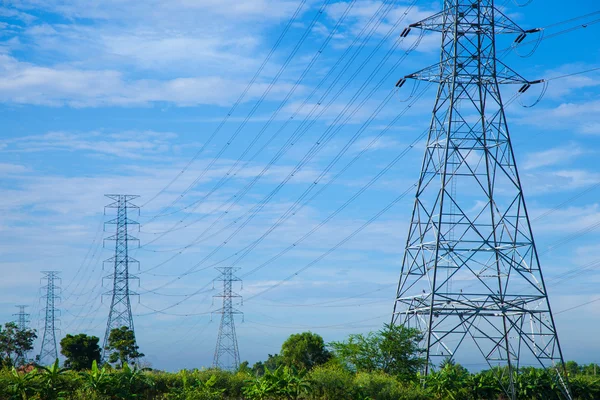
[0,54,303,107]
[1,130,179,159]
[522,144,585,170]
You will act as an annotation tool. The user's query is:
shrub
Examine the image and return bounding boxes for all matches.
[308,364,354,400]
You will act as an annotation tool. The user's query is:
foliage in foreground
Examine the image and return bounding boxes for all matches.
[0,360,599,400]
[1,324,597,399]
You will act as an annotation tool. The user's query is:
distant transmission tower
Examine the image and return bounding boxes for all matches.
[14,305,30,330]
[102,195,140,362]
[39,271,60,365]
[14,305,31,365]
[212,266,243,370]
[392,1,571,399]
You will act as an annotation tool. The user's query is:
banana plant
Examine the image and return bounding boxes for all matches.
[276,366,312,400]
[196,374,225,396]
[467,371,498,400]
[243,367,279,400]
[243,377,276,400]
[425,363,469,400]
[112,362,153,399]
[83,360,108,394]
[35,359,69,400]
[7,366,37,400]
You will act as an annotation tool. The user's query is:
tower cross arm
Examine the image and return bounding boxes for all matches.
[396,59,542,88]
[401,4,534,36]
[104,217,140,226]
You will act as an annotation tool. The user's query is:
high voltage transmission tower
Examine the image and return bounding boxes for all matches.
[39,271,60,366]
[102,195,140,362]
[391,1,571,399]
[14,305,30,330]
[13,305,31,365]
[212,266,243,370]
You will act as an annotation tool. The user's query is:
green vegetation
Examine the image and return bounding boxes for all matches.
[329,323,425,381]
[0,322,37,367]
[105,326,144,367]
[0,324,598,399]
[280,332,331,371]
[60,334,101,371]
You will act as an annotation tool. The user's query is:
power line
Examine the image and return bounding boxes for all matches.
[546,66,600,81]
[137,6,597,277]
[141,0,311,209]
[246,183,416,302]
[237,53,600,309]
[134,57,599,311]
[62,216,105,298]
[147,0,333,220]
[136,65,598,322]
[139,0,413,241]
[135,2,423,283]
[138,57,424,299]
[102,5,600,338]
[556,297,600,315]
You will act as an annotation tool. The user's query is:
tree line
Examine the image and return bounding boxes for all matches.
[1,321,599,399]
[0,322,142,369]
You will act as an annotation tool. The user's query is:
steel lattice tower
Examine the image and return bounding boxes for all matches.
[14,305,31,365]
[39,271,60,365]
[391,1,571,399]
[14,305,30,330]
[102,195,140,362]
[212,266,243,370]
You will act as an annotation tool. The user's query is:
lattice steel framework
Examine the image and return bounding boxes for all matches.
[14,305,30,330]
[102,195,140,362]
[39,271,60,365]
[212,266,243,370]
[391,1,571,399]
[14,305,31,365]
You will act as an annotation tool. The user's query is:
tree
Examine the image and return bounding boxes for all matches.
[238,360,252,374]
[280,332,331,371]
[0,322,37,367]
[329,323,425,381]
[60,333,101,370]
[581,363,599,376]
[105,326,144,367]
[252,354,283,376]
[565,360,580,376]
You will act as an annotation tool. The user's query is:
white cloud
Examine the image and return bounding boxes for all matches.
[21,23,263,75]
[8,0,302,22]
[3,0,304,76]
[522,144,584,170]
[0,6,36,23]
[0,0,314,108]
[0,54,302,107]
[522,169,600,195]
[514,99,600,135]
[1,130,179,159]
[351,135,402,152]
[323,1,439,52]
[0,163,29,175]
[532,204,600,235]
[581,122,600,135]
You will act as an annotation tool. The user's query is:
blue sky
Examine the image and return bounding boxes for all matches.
[1,0,600,371]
